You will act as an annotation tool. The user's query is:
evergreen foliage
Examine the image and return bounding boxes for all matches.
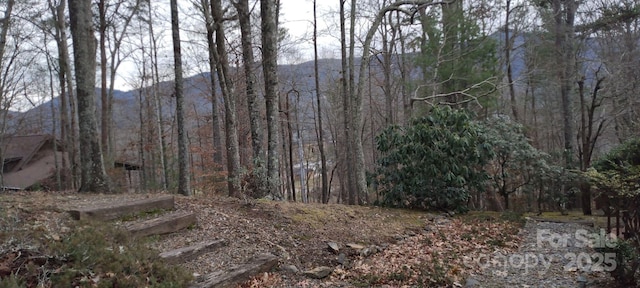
[373,106,493,212]
[483,118,549,209]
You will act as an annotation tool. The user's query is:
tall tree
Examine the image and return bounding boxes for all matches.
[339,0,355,204]
[234,0,268,197]
[313,0,329,204]
[207,0,242,197]
[170,0,191,196]
[261,0,282,199]
[68,0,111,192]
[97,0,143,165]
[553,0,577,168]
[196,0,223,169]
[0,0,14,187]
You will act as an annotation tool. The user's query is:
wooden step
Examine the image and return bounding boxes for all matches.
[190,254,278,288]
[160,240,227,264]
[68,195,175,221]
[126,211,196,238]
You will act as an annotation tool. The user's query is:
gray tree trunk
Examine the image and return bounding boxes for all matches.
[68,0,111,193]
[553,0,576,168]
[313,0,329,204]
[339,0,355,204]
[200,0,223,168]
[0,0,14,187]
[209,0,242,197]
[170,0,191,196]
[147,1,169,190]
[49,0,73,189]
[235,0,268,197]
[261,0,282,199]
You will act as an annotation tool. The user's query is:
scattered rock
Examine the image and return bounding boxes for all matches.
[360,248,371,257]
[303,266,333,279]
[346,243,365,250]
[281,264,299,274]
[434,217,451,225]
[327,242,340,253]
[337,253,346,265]
[464,277,480,287]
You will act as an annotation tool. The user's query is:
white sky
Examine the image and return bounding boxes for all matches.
[113,0,338,91]
[278,0,341,62]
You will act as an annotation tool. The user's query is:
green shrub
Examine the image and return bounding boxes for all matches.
[373,106,493,212]
[587,138,640,286]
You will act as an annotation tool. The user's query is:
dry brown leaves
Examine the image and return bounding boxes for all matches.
[332,218,522,287]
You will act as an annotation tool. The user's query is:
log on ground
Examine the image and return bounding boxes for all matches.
[67,195,175,221]
[126,210,196,238]
[190,254,278,288]
[160,239,227,264]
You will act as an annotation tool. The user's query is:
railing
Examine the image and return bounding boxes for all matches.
[605,202,640,241]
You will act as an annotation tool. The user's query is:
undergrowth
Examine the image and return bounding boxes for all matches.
[0,220,192,287]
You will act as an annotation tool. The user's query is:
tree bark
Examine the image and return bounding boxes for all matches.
[313,0,329,204]
[553,0,576,168]
[147,1,169,190]
[49,0,73,189]
[98,0,110,164]
[339,0,355,204]
[68,0,111,193]
[200,0,223,168]
[261,0,282,199]
[505,0,519,122]
[170,0,191,195]
[234,0,268,197]
[209,0,242,197]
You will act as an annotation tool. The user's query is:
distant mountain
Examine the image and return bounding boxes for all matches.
[8,31,607,139]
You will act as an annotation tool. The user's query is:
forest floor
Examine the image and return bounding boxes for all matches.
[0,190,617,287]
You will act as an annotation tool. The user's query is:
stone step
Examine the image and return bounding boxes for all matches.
[126,210,196,238]
[190,254,278,288]
[68,195,175,221]
[160,240,227,264]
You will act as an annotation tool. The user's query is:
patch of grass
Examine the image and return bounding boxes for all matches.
[0,274,23,288]
[459,211,500,222]
[3,221,192,287]
[525,210,607,229]
[500,211,525,226]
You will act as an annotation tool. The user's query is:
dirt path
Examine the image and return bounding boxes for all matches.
[467,219,615,287]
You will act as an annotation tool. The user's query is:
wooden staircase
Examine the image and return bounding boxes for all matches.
[66,194,277,288]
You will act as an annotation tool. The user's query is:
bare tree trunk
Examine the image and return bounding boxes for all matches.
[170,0,191,196]
[45,50,62,191]
[261,0,282,199]
[147,2,169,189]
[208,0,241,197]
[396,11,411,124]
[284,93,296,201]
[505,0,519,122]
[313,0,329,204]
[553,0,576,168]
[49,0,73,189]
[200,0,222,168]
[68,0,111,193]
[339,0,355,204]
[234,0,267,197]
[98,0,110,164]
